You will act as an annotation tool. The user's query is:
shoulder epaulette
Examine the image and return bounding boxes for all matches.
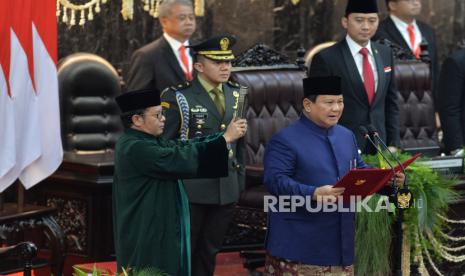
[227,80,241,88]
[160,86,177,98]
[160,81,191,97]
[176,81,191,90]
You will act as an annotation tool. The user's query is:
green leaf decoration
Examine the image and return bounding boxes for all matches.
[72,266,88,276]
[355,195,393,276]
[73,264,169,276]
[355,152,458,275]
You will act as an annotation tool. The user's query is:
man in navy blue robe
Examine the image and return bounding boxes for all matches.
[263,76,403,275]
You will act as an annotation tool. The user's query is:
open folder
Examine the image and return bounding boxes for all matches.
[333,153,421,200]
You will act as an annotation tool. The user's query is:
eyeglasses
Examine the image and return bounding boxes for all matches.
[143,109,166,120]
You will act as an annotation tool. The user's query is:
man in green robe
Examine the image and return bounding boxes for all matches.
[113,89,247,275]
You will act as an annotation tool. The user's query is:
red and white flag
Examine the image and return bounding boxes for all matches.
[21,0,63,188]
[0,0,15,182]
[0,0,63,192]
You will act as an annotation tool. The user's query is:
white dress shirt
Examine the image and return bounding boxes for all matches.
[163,33,193,75]
[345,35,378,91]
[390,14,423,52]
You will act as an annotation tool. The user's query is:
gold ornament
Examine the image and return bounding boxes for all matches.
[56,0,61,17]
[220,38,230,51]
[57,0,107,26]
[88,6,94,20]
[143,0,150,11]
[397,191,412,209]
[79,10,85,25]
[59,0,205,26]
[151,0,159,17]
[195,0,204,16]
[121,0,134,20]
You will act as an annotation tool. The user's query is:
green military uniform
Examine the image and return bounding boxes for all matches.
[160,34,246,276]
[113,89,230,276]
[161,78,245,204]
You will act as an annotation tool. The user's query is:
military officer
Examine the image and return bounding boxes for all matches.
[160,34,246,276]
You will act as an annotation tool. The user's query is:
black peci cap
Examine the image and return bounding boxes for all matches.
[303,76,342,97]
[115,89,161,113]
[345,0,379,15]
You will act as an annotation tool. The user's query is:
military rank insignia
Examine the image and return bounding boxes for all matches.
[220,37,230,51]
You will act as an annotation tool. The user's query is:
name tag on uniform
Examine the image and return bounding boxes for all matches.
[191,105,208,130]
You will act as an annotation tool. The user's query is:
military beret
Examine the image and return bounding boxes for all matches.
[188,34,237,61]
[303,76,342,97]
[116,89,161,113]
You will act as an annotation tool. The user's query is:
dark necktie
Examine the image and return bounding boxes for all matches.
[359,47,375,105]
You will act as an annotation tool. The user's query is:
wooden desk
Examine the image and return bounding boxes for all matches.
[31,152,114,261]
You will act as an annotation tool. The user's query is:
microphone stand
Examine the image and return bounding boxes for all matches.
[367,125,409,276]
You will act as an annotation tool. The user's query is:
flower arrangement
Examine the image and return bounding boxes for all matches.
[355,152,459,276]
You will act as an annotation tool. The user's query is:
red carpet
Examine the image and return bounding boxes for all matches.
[214,252,251,276]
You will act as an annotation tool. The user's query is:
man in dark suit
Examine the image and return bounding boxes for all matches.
[309,0,400,154]
[437,48,465,155]
[374,0,439,100]
[126,0,195,92]
[160,35,246,276]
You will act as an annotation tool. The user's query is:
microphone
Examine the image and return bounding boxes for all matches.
[367,125,412,209]
[359,125,398,197]
[366,125,406,186]
[359,126,396,171]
